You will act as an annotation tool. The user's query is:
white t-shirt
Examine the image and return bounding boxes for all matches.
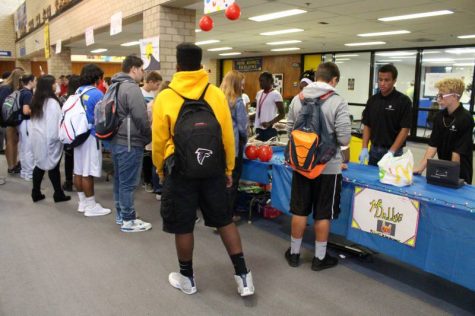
[141,88,156,104]
[242,93,250,106]
[254,89,283,129]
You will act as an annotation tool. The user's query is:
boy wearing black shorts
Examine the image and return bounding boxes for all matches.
[286,62,351,271]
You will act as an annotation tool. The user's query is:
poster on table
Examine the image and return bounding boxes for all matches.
[352,187,420,247]
[85,27,94,46]
[273,74,284,95]
[140,37,160,71]
[44,21,50,59]
[424,72,465,97]
[204,0,235,14]
[110,12,123,36]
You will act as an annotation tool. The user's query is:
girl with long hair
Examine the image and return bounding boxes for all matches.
[220,70,248,220]
[29,75,70,202]
[0,69,24,173]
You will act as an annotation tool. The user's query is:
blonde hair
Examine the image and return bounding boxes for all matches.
[435,78,465,96]
[158,80,170,93]
[220,70,244,108]
[1,69,24,91]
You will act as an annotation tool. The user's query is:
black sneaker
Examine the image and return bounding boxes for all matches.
[311,253,338,271]
[285,248,300,267]
[8,163,21,174]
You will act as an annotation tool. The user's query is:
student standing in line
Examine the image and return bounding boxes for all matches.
[110,56,152,232]
[286,74,314,134]
[414,78,473,184]
[29,75,70,203]
[220,70,248,221]
[152,43,254,296]
[74,64,111,217]
[285,62,351,271]
[17,74,37,181]
[253,72,285,141]
[359,64,412,166]
[0,69,24,174]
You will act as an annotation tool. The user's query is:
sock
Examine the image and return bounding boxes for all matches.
[315,241,327,260]
[85,196,96,209]
[290,236,302,255]
[230,253,248,275]
[179,260,193,278]
[78,192,86,203]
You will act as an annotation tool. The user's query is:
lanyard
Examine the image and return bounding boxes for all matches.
[257,90,271,119]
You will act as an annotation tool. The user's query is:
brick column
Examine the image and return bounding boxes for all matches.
[15,60,32,73]
[47,48,72,77]
[143,5,196,80]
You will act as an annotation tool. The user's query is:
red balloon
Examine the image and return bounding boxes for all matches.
[245,145,258,160]
[199,15,213,32]
[258,145,273,162]
[225,3,241,21]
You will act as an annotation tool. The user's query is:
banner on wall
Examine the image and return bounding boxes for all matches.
[233,58,262,72]
[44,21,50,59]
[352,187,420,247]
[204,0,235,14]
[272,73,283,96]
[110,12,123,36]
[14,2,27,39]
[85,27,94,46]
[140,37,160,71]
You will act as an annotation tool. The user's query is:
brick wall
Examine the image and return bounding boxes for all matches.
[47,48,71,77]
[0,14,16,59]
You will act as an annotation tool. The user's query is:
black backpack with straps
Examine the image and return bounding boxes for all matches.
[171,84,226,179]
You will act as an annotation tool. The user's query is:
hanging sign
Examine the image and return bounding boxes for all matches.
[110,12,123,36]
[85,27,94,46]
[204,0,235,14]
[140,36,160,71]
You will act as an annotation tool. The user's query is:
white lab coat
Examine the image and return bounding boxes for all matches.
[30,98,63,170]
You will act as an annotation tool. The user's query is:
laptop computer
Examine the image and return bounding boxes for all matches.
[426,159,465,188]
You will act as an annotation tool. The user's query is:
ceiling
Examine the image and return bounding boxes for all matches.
[0,0,24,15]
[64,0,475,60]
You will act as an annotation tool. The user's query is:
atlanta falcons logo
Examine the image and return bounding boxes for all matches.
[195,148,213,165]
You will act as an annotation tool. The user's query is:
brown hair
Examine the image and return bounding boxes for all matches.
[145,71,163,83]
[1,69,24,91]
[315,62,340,83]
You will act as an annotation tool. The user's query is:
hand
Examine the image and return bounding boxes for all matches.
[261,121,271,129]
[226,175,233,188]
[359,148,369,164]
[22,104,31,115]
[413,166,424,175]
[341,163,348,170]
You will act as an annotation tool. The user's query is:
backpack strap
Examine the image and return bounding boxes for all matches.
[169,83,210,102]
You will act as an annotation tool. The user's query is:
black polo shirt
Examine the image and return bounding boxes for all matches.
[19,88,33,120]
[362,89,412,148]
[429,105,473,184]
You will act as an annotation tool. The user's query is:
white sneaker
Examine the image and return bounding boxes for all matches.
[155,194,161,201]
[234,271,255,297]
[120,219,152,232]
[168,272,197,295]
[84,203,111,217]
[77,201,86,213]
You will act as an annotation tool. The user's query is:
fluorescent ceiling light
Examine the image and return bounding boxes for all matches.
[335,54,359,57]
[195,29,202,33]
[378,10,453,22]
[423,58,454,62]
[219,52,242,56]
[445,48,475,55]
[120,41,140,47]
[422,51,441,54]
[345,41,386,46]
[377,59,402,62]
[207,47,232,51]
[376,51,416,56]
[335,58,351,61]
[266,40,302,45]
[260,28,304,36]
[393,56,416,59]
[458,34,475,39]
[454,58,475,61]
[270,47,301,52]
[454,63,475,66]
[358,30,410,37]
[195,40,220,45]
[335,62,344,64]
[90,48,107,53]
[249,9,306,22]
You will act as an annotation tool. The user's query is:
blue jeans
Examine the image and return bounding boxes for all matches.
[111,144,144,222]
[369,145,403,166]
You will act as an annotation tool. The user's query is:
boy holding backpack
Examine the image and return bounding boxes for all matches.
[285,62,351,271]
[152,43,254,297]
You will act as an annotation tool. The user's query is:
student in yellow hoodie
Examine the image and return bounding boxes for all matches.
[152,43,254,297]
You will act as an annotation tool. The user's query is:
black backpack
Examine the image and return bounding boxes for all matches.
[171,84,225,179]
[94,82,122,140]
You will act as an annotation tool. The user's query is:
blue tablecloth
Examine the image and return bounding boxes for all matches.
[245,155,475,292]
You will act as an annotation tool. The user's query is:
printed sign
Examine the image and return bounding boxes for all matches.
[352,187,420,247]
[204,0,235,14]
[110,12,122,36]
[140,37,160,71]
[55,39,62,54]
[0,51,12,57]
[233,58,262,72]
[85,27,94,46]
